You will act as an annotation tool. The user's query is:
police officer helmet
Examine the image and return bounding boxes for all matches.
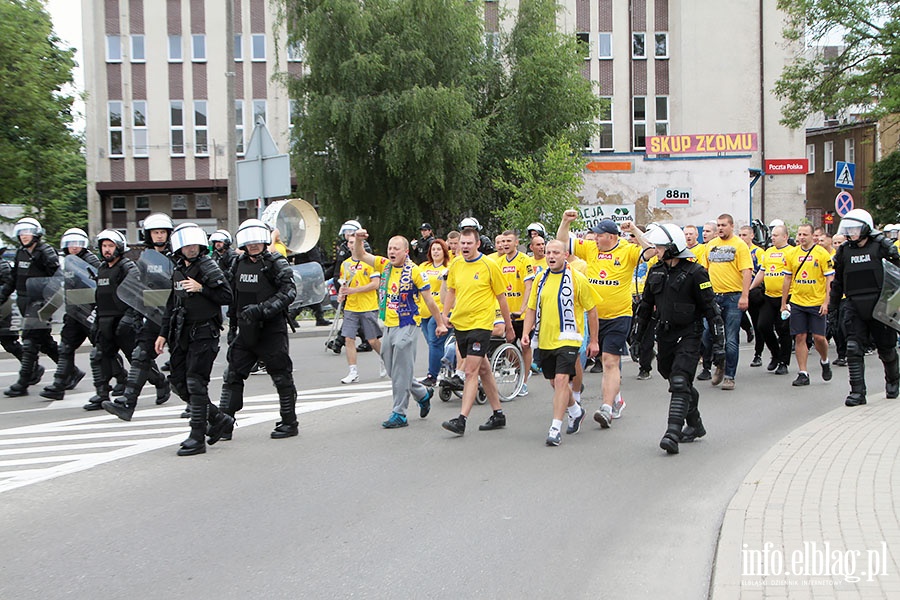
[60,228,90,250]
[209,229,233,247]
[143,213,174,247]
[526,222,546,237]
[339,220,362,236]
[459,217,482,231]
[236,218,272,250]
[644,223,694,260]
[171,223,209,254]
[836,209,874,239]
[14,217,44,242]
[96,229,129,261]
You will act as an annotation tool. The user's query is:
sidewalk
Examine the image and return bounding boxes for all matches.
[712,394,900,599]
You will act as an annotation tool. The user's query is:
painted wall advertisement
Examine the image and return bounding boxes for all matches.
[577,204,637,231]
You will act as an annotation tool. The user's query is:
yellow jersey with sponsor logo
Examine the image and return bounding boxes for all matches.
[496,251,535,319]
[699,236,753,293]
[760,245,794,298]
[446,253,507,331]
[340,258,380,313]
[531,256,548,277]
[372,257,430,327]
[528,268,599,350]
[689,243,707,265]
[416,263,448,318]
[571,238,641,319]
[783,245,834,307]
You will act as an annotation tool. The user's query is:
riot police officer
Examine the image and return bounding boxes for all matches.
[39,228,100,400]
[633,224,725,455]
[1,218,59,397]
[212,219,299,442]
[153,224,233,456]
[0,246,24,364]
[829,209,900,406]
[210,229,238,274]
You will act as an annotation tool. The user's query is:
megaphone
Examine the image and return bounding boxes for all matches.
[260,198,321,254]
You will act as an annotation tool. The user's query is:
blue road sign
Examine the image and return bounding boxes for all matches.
[835,191,854,216]
[835,161,855,189]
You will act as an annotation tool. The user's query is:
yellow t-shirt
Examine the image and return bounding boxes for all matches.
[783,245,834,307]
[270,241,288,257]
[760,245,794,299]
[372,257,430,327]
[528,268,598,350]
[633,254,658,295]
[340,258,379,313]
[571,238,642,319]
[689,243,707,265]
[700,236,753,293]
[531,256,548,277]
[496,251,535,319]
[417,262,448,318]
[446,253,507,331]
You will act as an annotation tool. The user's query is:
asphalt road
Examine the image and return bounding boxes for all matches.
[0,334,871,599]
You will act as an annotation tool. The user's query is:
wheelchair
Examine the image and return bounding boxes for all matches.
[324,304,344,354]
[437,332,525,404]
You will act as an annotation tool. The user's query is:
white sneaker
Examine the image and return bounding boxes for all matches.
[341,370,359,384]
[612,395,626,419]
[517,383,529,397]
[379,361,387,378]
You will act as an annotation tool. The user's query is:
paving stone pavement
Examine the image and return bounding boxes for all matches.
[712,394,900,599]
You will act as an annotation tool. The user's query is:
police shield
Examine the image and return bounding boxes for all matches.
[289,262,327,312]
[873,259,900,332]
[116,250,173,326]
[24,271,66,330]
[62,254,97,328]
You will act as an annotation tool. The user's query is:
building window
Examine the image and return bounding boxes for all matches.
[655,96,669,135]
[484,32,500,56]
[132,100,148,157]
[845,138,855,164]
[576,32,590,60]
[171,195,188,211]
[131,35,145,62]
[106,35,122,62]
[168,35,182,62]
[170,101,185,155]
[192,34,206,62]
[235,100,245,155]
[195,194,212,210]
[598,96,613,151]
[806,144,815,174]
[632,33,646,59]
[234,34,243,61]
[194,100,208,156]
[824,140,834,172]
[108,101,124,157]
[287,42,305,62]
[136,196,150,210]
[252,34,266,61]
[253,99,267,125]
[111,196,126,211]
[654,33,669,59]
[632,96,647,150]
[598,33,612,59]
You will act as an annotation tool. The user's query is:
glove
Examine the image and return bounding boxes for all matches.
[826,310,838,339]
[239,304,264,323]
[115,314,136,337]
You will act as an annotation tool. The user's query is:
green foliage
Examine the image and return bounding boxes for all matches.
[867,150,900,225]
[0,0,86,246]
[775,0,900,128]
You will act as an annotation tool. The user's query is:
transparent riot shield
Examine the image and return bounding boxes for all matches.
[24,271,66,330]
[873,259,900,332]
[289,262,327,312]
[62,254,98,328]
[0,296,18,336]
[116,250,173,326]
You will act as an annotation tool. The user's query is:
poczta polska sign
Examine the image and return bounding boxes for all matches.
[646,133,758,155]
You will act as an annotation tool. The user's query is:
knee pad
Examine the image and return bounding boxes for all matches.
[170,379,188,400]
[878,347,898,364]
[21,337,37,354]
[846,340,863,358]
[186,377,207,397]
[668,374,691,395]
[222,366,245,386]
[269,371,294,390]
[131,345,151,366]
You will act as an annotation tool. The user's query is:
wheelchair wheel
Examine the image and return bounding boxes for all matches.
[491,342,525,402]
[439,386,452,402]
[476,386,487,405]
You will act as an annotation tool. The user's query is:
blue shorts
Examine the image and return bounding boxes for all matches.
[789,303,826,337]
[599,316,631,356]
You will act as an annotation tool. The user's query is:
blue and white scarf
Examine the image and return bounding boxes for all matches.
[534,265,581,345]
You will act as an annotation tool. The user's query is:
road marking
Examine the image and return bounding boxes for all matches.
[0,382,392,495]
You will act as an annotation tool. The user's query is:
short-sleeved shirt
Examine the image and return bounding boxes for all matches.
[496,251,535,319]
[372,257,430,327]
[700,236,753,293]
[340,258,379,313]
[689,243,707,265]
[531,256,548,277]
[570,238,642,319]
[783,245,834,307]
[760,245,794,298]
[446,253,507,331]
[528,268,598,350]
[417,262,448,318]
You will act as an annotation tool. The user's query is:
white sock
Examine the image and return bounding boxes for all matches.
[348,365,358,373]
[800,371,809,376]
[572,391,581,404]
[455,369,465,379]
[614,392,622,404]
[550,419,562,432]
[567,403,582,418]
[821,359,830,365]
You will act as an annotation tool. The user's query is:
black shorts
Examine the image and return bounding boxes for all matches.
[541,346,579,379]
[511,319,525,341]
[455,328,492,358]
[789,303,826,337]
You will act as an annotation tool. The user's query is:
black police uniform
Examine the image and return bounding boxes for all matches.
[213,246,239,275]
[829,233,900,406]
[0,257,24,362]
[634,257,725,454]
[216,249,298,440]
[0,239,60,396]
[412,233,434,265]
[160,253,232,455]
[83,255,139,410]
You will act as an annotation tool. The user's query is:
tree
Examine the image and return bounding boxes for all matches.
[867,150,900,225]
[775,0,900,128]
[0,0,86,246]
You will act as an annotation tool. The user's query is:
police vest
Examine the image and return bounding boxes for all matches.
[14,245,54,298]
[646,261,704,332]
[173,257,223,323]
[95,259,130,318]
[234,257,278,311]
[839,242,884,299]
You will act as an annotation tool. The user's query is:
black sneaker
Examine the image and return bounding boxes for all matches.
[417,387,433,418]
[766,357,779,371]
[792,372,810,386]
[697,368,712,381]
[589,361,603,374]
[821,361,833,382]
[357,342,373,352]
[636,370,651,380]
[442,417,466,436]
[750,355,763,368]
[419,375,438,388]
[774,363,789,375]
[833,357,847,367]
[315,318,332,326]
[479,413,506,431]
[446,374,465,390]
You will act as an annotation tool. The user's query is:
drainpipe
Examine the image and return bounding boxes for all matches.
[758,0,767,223]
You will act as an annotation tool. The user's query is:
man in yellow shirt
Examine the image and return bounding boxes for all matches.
[781,224,834,386]
[496,230,536,396]
[557,210,651,428]
[698,214,753,390]
[522,240,599,446]
[530,235,548,276]
[338,232,384,384]
[440,228,515,436]
[351,230,446,428]
[749,225,794,374]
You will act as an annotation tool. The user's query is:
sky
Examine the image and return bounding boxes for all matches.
[45,0,85,131]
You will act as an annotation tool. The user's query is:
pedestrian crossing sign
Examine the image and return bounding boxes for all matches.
[835,161,855,190]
